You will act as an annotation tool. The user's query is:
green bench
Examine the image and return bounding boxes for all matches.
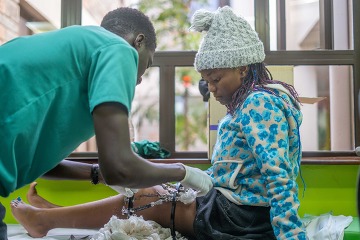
[1,160,359,239]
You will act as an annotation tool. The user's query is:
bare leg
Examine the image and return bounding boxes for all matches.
[26,182,61,208]
[11,185,196,238]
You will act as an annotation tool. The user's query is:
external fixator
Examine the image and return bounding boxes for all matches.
[121,183,195,217]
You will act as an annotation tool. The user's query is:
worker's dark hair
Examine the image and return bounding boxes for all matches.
[101,7,157,51]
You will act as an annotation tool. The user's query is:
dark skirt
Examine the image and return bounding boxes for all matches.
[0,203,7,240]
[193,188,276,240]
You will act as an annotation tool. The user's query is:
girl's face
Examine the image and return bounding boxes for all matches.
[200,67,247,105]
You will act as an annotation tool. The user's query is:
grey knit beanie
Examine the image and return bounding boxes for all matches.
[191,6,265,72]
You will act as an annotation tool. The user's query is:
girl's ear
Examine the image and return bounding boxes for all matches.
[238,66,249,77]
[239,66,248,73]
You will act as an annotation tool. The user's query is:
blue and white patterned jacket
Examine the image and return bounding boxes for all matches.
[208,84,307,240]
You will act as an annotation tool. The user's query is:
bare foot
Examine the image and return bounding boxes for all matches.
[10,199,51,238]
[26,182,61,208]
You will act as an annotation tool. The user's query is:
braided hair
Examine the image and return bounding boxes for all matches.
[226,63,300,115]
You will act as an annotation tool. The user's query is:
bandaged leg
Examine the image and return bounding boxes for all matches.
[122,183,197,217]
[93,183,197,240]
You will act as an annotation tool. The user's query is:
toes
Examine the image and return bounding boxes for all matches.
[11,197,23,207]
[11,200,19,208]
[29,182,38,192]
[10,201,17,207]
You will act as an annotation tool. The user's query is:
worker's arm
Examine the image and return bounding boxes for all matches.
[92,102,187,188]
[42,160,102,182]
[44,102,213,196]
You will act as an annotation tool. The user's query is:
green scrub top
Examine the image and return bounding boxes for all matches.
[0,25,138,197]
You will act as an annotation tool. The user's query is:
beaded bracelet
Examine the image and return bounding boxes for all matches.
[90,164,99,185]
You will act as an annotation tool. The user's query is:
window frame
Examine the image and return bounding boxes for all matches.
[64,0,360,160]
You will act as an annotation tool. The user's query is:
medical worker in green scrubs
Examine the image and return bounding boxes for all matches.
[0,7,213,239]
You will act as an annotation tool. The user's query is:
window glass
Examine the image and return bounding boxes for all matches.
[131,67,160,142]
[0,0,61,43]
[231,0,255,29]
[286,0,320,50]
[269,0,278,50]
[175,67,207,152]
[81,0,122,26]
[294,65,354,151]
[332,0,353,50]
[269,0,353,50]
[24,0,61,29]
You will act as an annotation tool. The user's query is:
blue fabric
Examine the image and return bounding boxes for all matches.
[207,85,306,239]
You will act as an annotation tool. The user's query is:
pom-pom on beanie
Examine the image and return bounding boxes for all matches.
[191,6,265,72]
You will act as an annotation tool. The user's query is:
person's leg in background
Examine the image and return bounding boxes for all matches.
[0,203,8,240]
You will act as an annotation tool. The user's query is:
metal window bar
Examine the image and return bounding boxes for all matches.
[61,0,82,28]
[276,0,286,50]
[254,0,270,51]
[319,0,334,50]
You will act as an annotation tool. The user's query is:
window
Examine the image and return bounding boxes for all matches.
[0,0,60,44]
[72,0,360,158]
[153,0,359,158]
[7,0,356,159]
[269,0,353,51]
[294,65,353,151]
[174,67,206,152]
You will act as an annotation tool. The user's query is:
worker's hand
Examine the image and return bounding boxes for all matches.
[109,185,138,198]
[180,164,213,197]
